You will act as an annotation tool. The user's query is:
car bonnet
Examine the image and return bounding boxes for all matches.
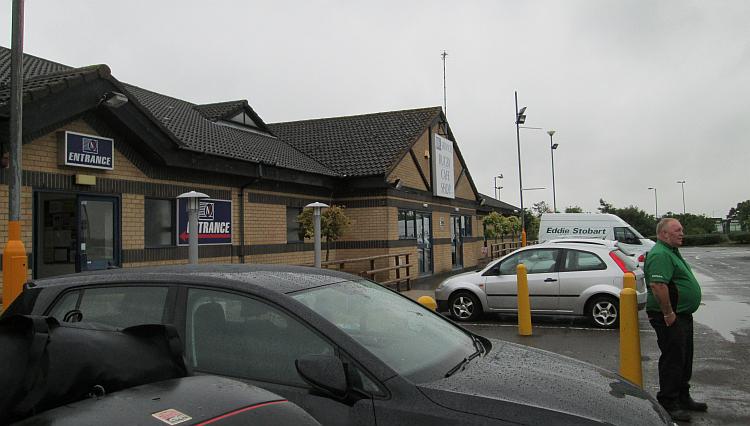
[416,339,670,425]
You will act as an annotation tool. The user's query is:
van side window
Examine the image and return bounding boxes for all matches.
[614,227,641,245]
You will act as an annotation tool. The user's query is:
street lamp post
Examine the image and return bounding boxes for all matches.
[515,91,527,246]
[547,130,558,212]
[648,187,659,219]
[494,174,503,199]
[677,180,686,215]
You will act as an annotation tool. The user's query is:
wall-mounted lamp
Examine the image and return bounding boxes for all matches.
[422,203,429,208]
[479,198,486,206]
[454,207,460,212]
[393,179,403,190]
[100,91,129,108]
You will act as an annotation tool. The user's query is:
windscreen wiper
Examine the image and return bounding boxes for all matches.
[445,344,483,378]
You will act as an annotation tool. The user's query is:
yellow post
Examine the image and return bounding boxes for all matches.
[2,221,28,308]
[619,287,643,386]
[521,229,527,247]
[417,295,437,311]
[517,263,532,336]
[623,272,636,290]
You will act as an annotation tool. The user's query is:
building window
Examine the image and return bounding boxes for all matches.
[287,207,304,242]
[462,215,472,237]
[145,199,175,247]
[398,209,417,239]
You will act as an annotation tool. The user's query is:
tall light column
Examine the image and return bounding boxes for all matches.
[494,174,503,199]
[648,187,658,219]
[547,130,558,212]
[677,180,686,215]
[515,91,528,246]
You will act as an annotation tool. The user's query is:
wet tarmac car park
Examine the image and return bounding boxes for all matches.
[453,246,750,425]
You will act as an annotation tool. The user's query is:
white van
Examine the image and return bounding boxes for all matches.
[538,213,655,262]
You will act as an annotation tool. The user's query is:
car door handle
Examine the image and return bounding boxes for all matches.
[544,278,558,282]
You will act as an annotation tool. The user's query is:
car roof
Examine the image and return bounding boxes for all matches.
[539,238,619,247]
[27,264,360,294]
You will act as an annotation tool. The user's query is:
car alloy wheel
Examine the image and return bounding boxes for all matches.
[449,292,481,322]
[590,296,619,328]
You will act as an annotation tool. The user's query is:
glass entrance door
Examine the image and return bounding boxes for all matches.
[78,196,119,272]
[416,213,432,275]
[451,215,463,269]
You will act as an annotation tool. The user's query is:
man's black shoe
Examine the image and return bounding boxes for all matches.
[680,397,708,412]
[662,405,692,422]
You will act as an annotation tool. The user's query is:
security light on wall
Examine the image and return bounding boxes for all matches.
[100,91,129,108]
[393,179,403,190]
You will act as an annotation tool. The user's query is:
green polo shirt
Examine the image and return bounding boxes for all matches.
[645,240,702,314]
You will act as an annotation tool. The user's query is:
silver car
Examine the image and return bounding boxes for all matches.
[435,240,646,328]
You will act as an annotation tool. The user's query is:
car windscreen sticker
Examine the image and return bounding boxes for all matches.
[152,409,192,425]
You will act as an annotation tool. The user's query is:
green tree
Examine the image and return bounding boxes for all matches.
[297,205,351,261]
[565,206,583,213]
[532,201,552,217]
[664,212,718,235]
[506,215,521,240]
[483,212,507,242]
[729,200,750,231]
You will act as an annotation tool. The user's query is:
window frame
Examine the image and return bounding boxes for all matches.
[286,206,304,243]
[144,198,176,248]
[561,249,608,272]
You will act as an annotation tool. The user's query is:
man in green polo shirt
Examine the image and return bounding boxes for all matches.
[645,218,706,422]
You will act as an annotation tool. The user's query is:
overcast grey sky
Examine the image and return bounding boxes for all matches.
[2,0,748,217]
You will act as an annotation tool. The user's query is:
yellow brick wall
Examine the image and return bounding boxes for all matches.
[338,207,391,241]
[247,203,287,244]
[455,175,475,200]
[388,154,427,191]
[122,194,144,249]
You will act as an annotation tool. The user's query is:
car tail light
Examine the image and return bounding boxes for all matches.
[638,254,645,263]
[609,251,632,273]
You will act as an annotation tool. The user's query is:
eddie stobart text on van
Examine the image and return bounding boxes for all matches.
[545,227,607,236]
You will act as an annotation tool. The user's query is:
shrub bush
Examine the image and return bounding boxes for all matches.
[728,232,750,244]
[682,233,726,246]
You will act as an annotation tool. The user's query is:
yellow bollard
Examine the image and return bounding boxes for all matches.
[517,263,532,336]
[2,221,28,308]
[623,272,636,290]
[417,295,437,311]
[619,288,643,387]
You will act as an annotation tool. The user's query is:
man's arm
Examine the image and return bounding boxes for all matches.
[650,282,676,326]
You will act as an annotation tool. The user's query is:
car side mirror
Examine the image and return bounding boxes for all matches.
[295,354,348,398]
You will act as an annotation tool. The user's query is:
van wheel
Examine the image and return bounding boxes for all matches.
[449,292,482,322]
[588,295,619,329]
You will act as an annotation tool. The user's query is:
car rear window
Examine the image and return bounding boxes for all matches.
[611,249,639,271]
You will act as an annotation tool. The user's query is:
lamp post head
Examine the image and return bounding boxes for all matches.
[516,107,527,124]
[677,180,686,184]
[648,187,655,190]
[547,130,556,137]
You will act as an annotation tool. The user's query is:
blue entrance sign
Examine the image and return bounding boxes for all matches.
[177,198,232,245]
[59,131,114,170]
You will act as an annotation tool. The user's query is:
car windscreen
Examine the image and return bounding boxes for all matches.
[292,279,476,384]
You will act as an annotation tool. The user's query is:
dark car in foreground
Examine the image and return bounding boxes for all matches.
[2,264,672,425]
[12,376,320,425]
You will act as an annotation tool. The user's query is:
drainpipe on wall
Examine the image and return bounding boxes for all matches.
[238,163,263,264]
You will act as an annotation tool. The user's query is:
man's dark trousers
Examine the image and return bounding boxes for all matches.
[648,312,694,407]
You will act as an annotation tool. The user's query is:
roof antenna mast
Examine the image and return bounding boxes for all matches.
[441,50,448,119]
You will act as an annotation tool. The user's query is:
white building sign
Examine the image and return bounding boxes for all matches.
[432,133,455,199]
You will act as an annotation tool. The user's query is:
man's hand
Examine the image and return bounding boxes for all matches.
[650,282,676,327]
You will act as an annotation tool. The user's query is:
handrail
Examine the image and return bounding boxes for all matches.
[309,252,413,291]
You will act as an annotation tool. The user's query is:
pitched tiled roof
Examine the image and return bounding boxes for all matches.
[0,47,70,87]
[0,64,111,105]
[0,46,336,176]
[478,192,519,212]
[121,84,336,175]
[268,107,443,177]
[193,100,246,121]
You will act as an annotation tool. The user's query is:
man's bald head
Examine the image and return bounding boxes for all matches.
[656,218,684,247]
